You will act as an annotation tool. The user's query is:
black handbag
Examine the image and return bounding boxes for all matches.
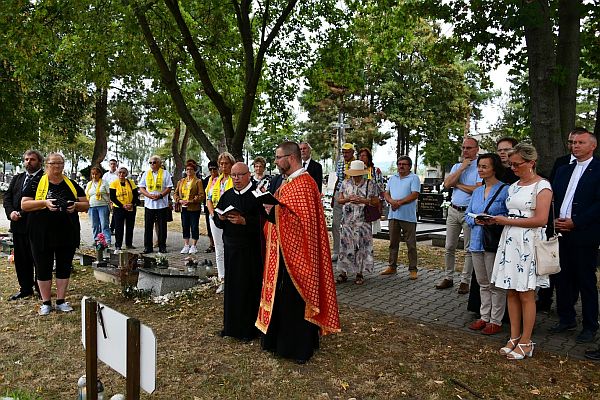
[363,180,381,223]
[481,184,507,252]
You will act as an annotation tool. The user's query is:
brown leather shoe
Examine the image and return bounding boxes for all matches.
[380,266,397,275]
[457,282,470,294]
[435,278,453,290]
[409,270,418,280]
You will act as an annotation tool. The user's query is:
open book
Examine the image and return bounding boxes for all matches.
[252,189,280,205]
[215,205,242,216]
[467,212,493,221]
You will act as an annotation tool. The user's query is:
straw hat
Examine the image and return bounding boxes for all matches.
[341,143,355,151]
[345,160,367,176]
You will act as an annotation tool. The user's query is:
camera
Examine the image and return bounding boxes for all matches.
[51,198,74,212]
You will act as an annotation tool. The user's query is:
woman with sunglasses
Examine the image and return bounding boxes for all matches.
[488,143,553,360]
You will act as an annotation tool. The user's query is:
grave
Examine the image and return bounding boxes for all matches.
[137,262,208,296]
[92,251,139,287]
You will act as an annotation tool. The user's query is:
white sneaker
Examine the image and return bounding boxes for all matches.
[188,245,198,254]
[216,282,224,294]
[180,245,190,254]
[39,304,53,316]
[55,302,73,313]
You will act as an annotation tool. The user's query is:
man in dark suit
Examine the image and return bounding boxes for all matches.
[537,129,579,312]
[3,149,44,300]
[549,129,600,346]
[299,141,323,193]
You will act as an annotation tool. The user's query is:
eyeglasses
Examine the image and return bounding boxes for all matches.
[231,172,249,178]
[509,161,529,168]
[149,161,158,165]
[275,154,291,160]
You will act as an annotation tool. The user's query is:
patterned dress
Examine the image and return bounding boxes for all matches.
[338,178,379,276]
[491,180,552,291]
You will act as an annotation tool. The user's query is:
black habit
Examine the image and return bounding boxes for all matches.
[213,183,265,340]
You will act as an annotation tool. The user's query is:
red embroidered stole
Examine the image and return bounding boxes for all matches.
[256,173,341,335]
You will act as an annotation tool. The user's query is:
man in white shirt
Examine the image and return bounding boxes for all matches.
[102,159,119,234]
[138,155,173,254]
[550,130,600,346]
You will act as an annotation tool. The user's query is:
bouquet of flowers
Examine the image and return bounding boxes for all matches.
[95,233,109,251]
[440,200,451,210]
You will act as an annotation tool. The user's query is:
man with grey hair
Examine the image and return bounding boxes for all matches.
[3,150,44,300]
[299,141,323,193]
[138,155,173,254]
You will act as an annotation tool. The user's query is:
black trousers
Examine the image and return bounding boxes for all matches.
[113,207,136,248]
[144,207,168,251]
[12,231,36,294]
[555,240,599,332]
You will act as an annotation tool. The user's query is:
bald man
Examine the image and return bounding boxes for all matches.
[213,162,267,340]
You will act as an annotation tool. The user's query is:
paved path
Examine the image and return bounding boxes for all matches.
[0,206,594,359]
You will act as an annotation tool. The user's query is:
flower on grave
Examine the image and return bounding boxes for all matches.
[155,255,169,267]
[441,200,451,209]
[95,233,108,250]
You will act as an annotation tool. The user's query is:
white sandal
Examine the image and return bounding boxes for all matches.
[507,341,535,360]
[499,336,521,355]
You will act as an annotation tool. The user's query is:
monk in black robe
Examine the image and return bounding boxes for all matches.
[213,162,266,340]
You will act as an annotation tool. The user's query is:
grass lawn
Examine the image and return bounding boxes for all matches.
[0,231,599,399]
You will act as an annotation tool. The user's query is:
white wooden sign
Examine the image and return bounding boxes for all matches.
[81,297,156,394]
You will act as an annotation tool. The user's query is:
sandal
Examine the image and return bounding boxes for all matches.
[506,341,535,360]
[499,336,521,355]
[336,273,348,284]
[354,274,364,285]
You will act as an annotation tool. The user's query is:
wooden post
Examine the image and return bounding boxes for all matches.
[126,318,141,400]
[85,298,98,400]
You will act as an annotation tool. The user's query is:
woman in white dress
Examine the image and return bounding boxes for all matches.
[487,143,553,360]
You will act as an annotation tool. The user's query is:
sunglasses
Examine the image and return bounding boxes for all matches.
[149,161,158,165]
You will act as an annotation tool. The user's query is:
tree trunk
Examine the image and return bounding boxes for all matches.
[594,87,600,135]
[91,87,108,167]
[522,1,563,177]
[557,0,581,145]
[171,120,190,181]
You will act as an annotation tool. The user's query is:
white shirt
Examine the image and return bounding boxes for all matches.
[559,157,593,218]
[102,170,119,185]
[302,158,312,169]
[139,169,173,209]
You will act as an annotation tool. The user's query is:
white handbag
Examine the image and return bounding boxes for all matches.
[530,180,561,275]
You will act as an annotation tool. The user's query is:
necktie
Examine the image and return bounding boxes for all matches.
[303,162,307,169]
[22,174,33,190]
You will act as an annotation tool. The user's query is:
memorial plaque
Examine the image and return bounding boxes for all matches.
[418,193,444,221]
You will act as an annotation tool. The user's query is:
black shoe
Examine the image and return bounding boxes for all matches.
[549,322,577,333]
[584,347,600,361]
[576,329,597,344]
[126,245,136,249]
[9,291,34,301]
[159,248,167,253]
[141,249,153,254]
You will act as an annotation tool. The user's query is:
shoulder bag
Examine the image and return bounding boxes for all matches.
[531,180,561,275]
[363,180,381,223]
[482,183,507,252]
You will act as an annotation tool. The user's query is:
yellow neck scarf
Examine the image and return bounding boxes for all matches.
[181,178,194,201]
[35,174,77,200]
[113,179,136,207]
[86,179,103,200]
[146,168,163,192]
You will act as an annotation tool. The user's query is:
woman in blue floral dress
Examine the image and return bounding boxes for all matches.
[488,144,553,360]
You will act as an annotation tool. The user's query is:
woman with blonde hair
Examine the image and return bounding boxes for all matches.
[21,153,89,315]
[206,152,235,294]
[488,143,553,359]
[86,166,111,249]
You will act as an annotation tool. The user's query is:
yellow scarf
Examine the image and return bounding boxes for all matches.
[111,179,136,208]
[210,174,233,205]
[145,168,163,192]
[35,174,77,200]
[181,178,194,201]
[86,179,103,200]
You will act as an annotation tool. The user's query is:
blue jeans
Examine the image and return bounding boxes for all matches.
[90,205,111,245]
[181,208,200,240]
